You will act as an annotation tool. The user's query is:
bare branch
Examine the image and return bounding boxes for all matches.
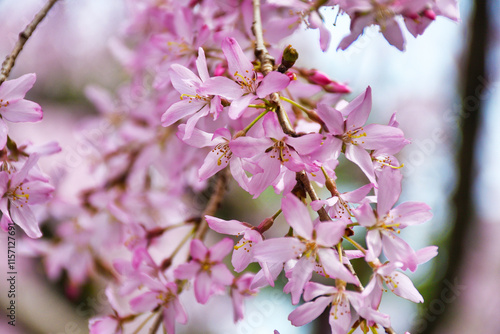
[0,0,60,85]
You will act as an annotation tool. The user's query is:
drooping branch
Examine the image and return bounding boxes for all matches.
[194,168,228,240]
[0,0,60,85]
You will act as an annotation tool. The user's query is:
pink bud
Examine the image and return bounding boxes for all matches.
[423,9,436,20]
[286,72,297,81]
[306,69,332,86]
[323,81,351,94]
[214,63,226,76]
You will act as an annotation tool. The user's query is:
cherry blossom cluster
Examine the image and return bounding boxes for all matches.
[0,73,60,239]
[7,1,459,333]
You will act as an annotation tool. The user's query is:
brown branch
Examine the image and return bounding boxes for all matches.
[0,0,60,85]
[194,169,228,240]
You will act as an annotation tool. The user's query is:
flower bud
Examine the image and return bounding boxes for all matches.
[423,9,436,20]
[324,81,351,94]
[278,45,299,73]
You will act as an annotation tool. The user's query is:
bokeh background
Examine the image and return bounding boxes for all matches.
[0,0,498,333]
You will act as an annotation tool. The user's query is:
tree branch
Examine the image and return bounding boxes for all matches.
[0,0,60,85]
[194,169,228,240]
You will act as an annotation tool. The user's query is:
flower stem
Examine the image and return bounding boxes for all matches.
[132,311,157,334]
[280,96,310,113]
[0,0,61,85]
[248,104,267,108]
[243,109,269,135]
[272,208,282,220]
[344,236,366,254]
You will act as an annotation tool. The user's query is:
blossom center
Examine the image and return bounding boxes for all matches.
[234,70,257,92]
[342,127,366,145]
[267,139,291,163]
[212,142,232,166]
[7,183,30,208]
[0,99,9,109]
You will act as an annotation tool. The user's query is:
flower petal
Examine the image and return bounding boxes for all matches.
[345,86,372,129]
[9,204,41,238]
[222,38,254,80]
[0,73,36,101]
[282,194,313,239]
[205,216,249,235]
[1,100,42,123]
[253,237,305,263]
[194,270,213,304]
[288,296,331,326]
[256,71,290,98]
[209,237,234,261]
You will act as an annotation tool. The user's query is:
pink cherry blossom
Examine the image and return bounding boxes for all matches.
[254,194,357,304]
[0,73,43,149]
[201,37,291,119]
[174,238,234,304]
[316,86,407,184]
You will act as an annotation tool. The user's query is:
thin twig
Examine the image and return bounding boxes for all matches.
[0,0,60,85]
[195,169,228,240]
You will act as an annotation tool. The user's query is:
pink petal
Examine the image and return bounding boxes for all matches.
[1,100,42,122]
[211,262,234,286]
[286,133,324,155]
[174,262,201,279]
[0,120,7,149]
[200,76,243,100]
[344,144,376,184]
[342,183,373,203]
[361,124,406,150]
[288,296,331,326]
[205,216,249,235]
[329,295,351,334]
[194,270,213,304]
[381,19,405,51]
[390,202,433,228]
[281,194,313,239]
[247,157,282,198]
[22,181,54,204]
[161,307,176,334]
[354,202,376,227]
[177,125,217,148]
[415,246,438,265]
[173,298,188,324]
[228,94,256,119]
[386,271,423,303]
[253,237,305,263]
[289,256,314,304]
[222,38,254,80]
[169,64,202,95]
[209,237,234,261]
[303,282,337,301]
[199,146,231,180]
[317,248,357,284]
[182,104,210,140]
[9,204,41,238]
[345,86,372,129]
[0,73,36,101]
[315,221,346,247]
[381,232,418,272]
[230,136,271,158]
[196,47,210,82]
[130,291,159,312]
[161,100,205,127]
[256,72,290,98]
[377,167,403,215]
[232,240,254,272]
[190,239,208,260]
[316,104,344,135]
[365,229,383,262]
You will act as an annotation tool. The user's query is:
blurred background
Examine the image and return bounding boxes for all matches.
[0,0,498,333]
